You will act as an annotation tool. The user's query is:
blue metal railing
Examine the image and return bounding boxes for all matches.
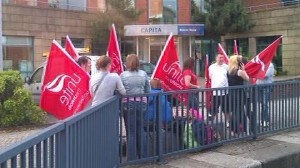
[119,80,300,165]
[1,80,300,167]
[0,96,120,168]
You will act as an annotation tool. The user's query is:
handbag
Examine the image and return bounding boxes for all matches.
[92,73,108,96]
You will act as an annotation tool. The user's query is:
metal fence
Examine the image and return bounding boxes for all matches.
[119,80,300,165]
[0,96,120,168]
[1,80,300,167]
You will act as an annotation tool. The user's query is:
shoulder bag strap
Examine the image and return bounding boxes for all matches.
[93,73,108,95]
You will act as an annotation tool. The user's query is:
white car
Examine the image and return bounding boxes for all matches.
[24,55,101,105]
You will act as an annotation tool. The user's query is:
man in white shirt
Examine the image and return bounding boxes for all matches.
[209,54,230,124]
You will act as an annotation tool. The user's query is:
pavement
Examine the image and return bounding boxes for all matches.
[123,128,300,168]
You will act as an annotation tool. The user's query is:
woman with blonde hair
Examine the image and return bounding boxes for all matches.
[228,55,249,136]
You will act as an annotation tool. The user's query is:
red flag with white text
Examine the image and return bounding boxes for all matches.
[218,43,229,64]
[234,40,239,55]
[205,55,212,111]
[151,34,188,105]
[245,36,282,79]
[107,24,123,75]
[65,35,80,61]
[40,40,92,120]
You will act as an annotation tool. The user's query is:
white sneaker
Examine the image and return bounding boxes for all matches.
[226,122,230,128]
[264,121,269,127]
[262,121,269,127]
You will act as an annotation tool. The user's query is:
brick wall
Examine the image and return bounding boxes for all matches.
[224,5,300,75]
[2,4,97,67]
[136,0,148,24]
[178,0,191,23]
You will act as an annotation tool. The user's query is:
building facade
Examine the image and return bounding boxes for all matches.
[123,0,205,66]
[3,0,300,76]
[2,0,206,77]
[224,0,300,75]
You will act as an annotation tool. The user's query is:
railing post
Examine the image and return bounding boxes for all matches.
[253,85,258,139]
[55,125,67,168]
[157,93,164,163]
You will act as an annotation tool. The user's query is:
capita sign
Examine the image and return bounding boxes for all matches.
[124,24,205,36]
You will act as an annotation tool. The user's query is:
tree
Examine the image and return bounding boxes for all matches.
[203,0,255,37]
[91,0,143,55]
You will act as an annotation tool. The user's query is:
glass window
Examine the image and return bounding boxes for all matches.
[49,0,86,11]
[2,36,34,79]
[257,36,282,72]
[282,0,300,6]
[149,0,177,24]
[61,38,85,48]
[163,0,177,23]
[31,67,44,83]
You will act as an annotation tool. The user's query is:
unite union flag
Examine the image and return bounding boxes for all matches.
[245,36,282,79]
[151,33,188,105]
[40,40,91,120]
[65,35,80,61]
[107,24,123,75]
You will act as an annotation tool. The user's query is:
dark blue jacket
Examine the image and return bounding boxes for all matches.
[144,89,172,123]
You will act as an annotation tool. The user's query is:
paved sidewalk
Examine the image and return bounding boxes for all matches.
[124,128,300,168]
[0,128,43,150]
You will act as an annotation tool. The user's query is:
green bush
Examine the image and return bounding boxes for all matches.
[0,70,46,127]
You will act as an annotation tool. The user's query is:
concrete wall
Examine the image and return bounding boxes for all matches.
[223,5,300,75]
[2,4,97,68]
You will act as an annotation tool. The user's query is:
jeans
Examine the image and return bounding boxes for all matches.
[188,93,199,109]
[123,101,148,160]
[259,86,271,123]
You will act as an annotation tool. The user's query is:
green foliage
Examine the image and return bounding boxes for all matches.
[203,0,255,36]
[91,0,143,55]
[0,70,46,127]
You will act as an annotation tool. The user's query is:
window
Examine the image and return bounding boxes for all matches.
[282,0,300,6]
[2,36,34,79]
[149,0,177,24]
[49,0,86,11]
[226,38,249,57]
[61,38,85,48]
[31,67,44,83]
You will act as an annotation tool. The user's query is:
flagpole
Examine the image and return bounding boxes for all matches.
[151,33,173,79]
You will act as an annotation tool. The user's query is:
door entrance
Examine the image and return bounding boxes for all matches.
[149,37,166,65]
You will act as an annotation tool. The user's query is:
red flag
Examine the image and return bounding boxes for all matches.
[65,35,80,61]
[234,40,239,55]
[245,36,282,79]
[218,43,229,64]
[41,40,92,120]
[107,24,123,75]
[151,34,188,105]
[205,55,212,111]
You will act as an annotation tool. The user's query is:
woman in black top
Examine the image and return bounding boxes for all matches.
[228,55,249,136]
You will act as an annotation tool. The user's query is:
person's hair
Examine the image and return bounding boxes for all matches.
[183,57,195,70]
[229,55,242,75]
[150,79,161,89]
[241,57,248,65]
[126,54,140,71]
[77,56,91,66]
[96,55,111,70]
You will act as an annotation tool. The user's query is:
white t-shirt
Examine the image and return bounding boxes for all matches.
[209,63,229,95]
